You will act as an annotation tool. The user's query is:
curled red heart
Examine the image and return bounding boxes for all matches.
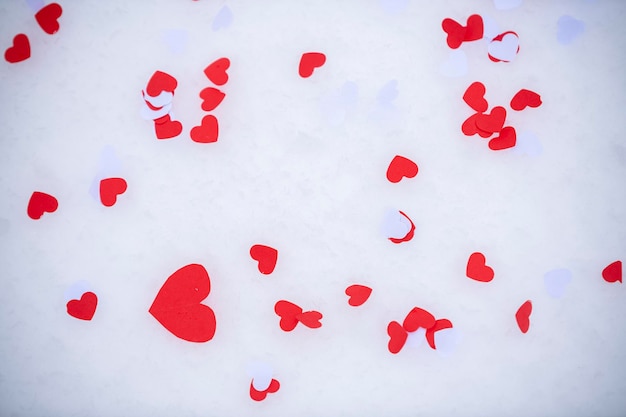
[154,114,182,139]
[249,244,278,275]
[149,264,216,343]
[602,260,622,283]
[296,311,323,329]
[345,284,372,307]
[463,82,488,113]
[249,378,280,401]
[146,71,178,97]
[441,14,484,49]
[190,115,219,143]
[200,87,226,111]
[425,318,453,350]
[274,300,303,332]
[299,52,326,78]
[466,252,494,282]
[5,34,30,63]
[387,320,408,354]
[386,155,418,183]
[388,211,415,244]
[475,106,506,134]
[510,89,542,111]
[515,300,532,333]
[489,126,517,151]
[99,177,127,207]
[204,57,230,86]
[67,292,98,321]
[402,307,436,333]
[35,2,63,35]
[27,191,58,220]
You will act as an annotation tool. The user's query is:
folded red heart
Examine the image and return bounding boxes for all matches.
[441,14,484,49]
[274,300,322,331]
[143,71,182,139]
[387,307,454,354]
[249,379,280,402]
[515,300,532,333]
[299,52,326,78]
[345,284,372,307]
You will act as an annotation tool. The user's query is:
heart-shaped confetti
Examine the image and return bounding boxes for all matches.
[475,106,506,133]
[463,82,488,113]
[466,252,494,282]
[515,300,532,333]
[4,34,30,63]
[247,361,273,391]
[143,90,174,108]
[249,244,278,275]
[345,284,372,307]
[602,261,622,283]
[298,52,326,78]
[387,320,408,354]
[388,211,415,244]
[402,307,436,333]
[440,49,468,78]
[274,300,303,332]
[99,177,127,207]
[510,89,542,111]
[461,113,493,138]
[513,131,543,157]
[154,114,183,139]
[27,191,58,220]
[204,57,230,86]
[296,311,323,329]
[190,115,219,143]
[146,71,178,98]
[488,32,520,63]
[425,318,453,349]
[441,14,484,49]
[199,87,226,112]
[488,126,516,151]
[386,155,418,183]
[67,292,98,321]
[35,2,62,35]
[249,378,280,401]
[149,264,216,343]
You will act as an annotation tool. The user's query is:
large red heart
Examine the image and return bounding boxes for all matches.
[515,300,532,333]
[489,126,516,151]
[4,34,30,63]
[402,307,436,333]
[204,57,230,86]
[146,71,178,97]
[388,211,415,244]
[249,378,280,401]
[510,89,542,111]
[27,191,58,220]
[387,320,407,354]
[386,155,418,183]
[154,114,183,139]
[35,3,63,35]
[466,252,494,282]
[298,52,326,78]
[296,310,323,329]
[249,244,278,275]
[274,300,302,332]
[190,115,219,143]
[441,14,483,49]
[345,284,372,307]
[463,82,488,113]
[99,177,127,207]
[149,264,216,343]
[67,292,98,321]
[425,318,453,350]
[602,260,622,283]
[200,87,226,112]
[475,106,506,133]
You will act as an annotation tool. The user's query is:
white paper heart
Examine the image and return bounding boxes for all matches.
[440,50,468,78]
[488,33,519,62]
[381,209,411,240]
[246,361,273,391]
[142,90,173,108]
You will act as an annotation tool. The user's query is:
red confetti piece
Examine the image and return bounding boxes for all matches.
[515,300,532,333]
[27,191,58,220]
[190,115,219,143]
[298,52,326,78]
[99,177,127,207]
[249,378,280,401]
[204,57,230,86]
[510,89,542,111]
[146,71,178,98]
[387,320,408,354]
[274,300,322,331]
[199,87,226,112]
[386,155,418,183]
[388,211,415,244]
[35,2,62,35]
[154,114,183,139]
[488,126,516,151]
[475,106,506,134]
[441,14,484,49]
[4,34,30,63]
[345,284,372,307]
[602,261,622,283]
[66,291,98,321]
[466,252,494,282]
[249,244,278,275]
[463,82,488,113]
[425,318,453,350]
[402,307,436,333]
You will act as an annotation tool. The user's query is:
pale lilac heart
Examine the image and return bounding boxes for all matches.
[212,5,233,31]
[162,29,188,54]
[494,0,523,10]
[405,327,427,348]
[440,50,468,78]
[320,81,358,126]
[488,33,519,62]
[246,361,273,391]
[434,327,460,357]
[381,209,412,240]
[557,15,585,45]
[379,0,409,15]
[481,14,501,41]
[513,131,543,157]
[140,101,172,121]
[377,80,398,108]
[544,268,572,298]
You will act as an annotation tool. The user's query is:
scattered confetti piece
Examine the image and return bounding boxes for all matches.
[204,57,230,86]
[488,31,520,62]
[387,320,408,354]
[199,87,226,112]
[4,34,30,63]
[345,285,372,307]
[440,49,468,77]
[35,2,62,35]
[190,115,219,143]
[425,318,453,349]
[388,211,416,244]
[249,244,278,275]
[493,0,522,11]
[298,52,326,78]
[27,191,58,220]
[274,300,322,331]
[510,89,542,111]
[433,327,460,356]
[66,291,98,321]
[212,5,233,31]
[463,82,489,113]
[602,261,622,283]
[246,361,273,391]
[146,70,178,97]
[154,114,183,140]
[148,264,217,343]
[488,126,516,151]
[99,177,128,207]
[557,15,585,45]
[466,252,494,282]
[386,155,418,183]
[249,378,280,401]
[441,14,484,49]
[402,307,435,332]
[296,311,323,328]
[544,268,572,298]
[515,300,532,333]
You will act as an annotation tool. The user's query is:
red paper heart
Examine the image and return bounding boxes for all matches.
[463,82,488,113]
[464,15,484,42]
[475,106,506,133]
[510,89,542,111]
[154,114,182,139]
[99,177,127,207]
[441,14,483,49]
[249,378,280,401]
[488,31,520,63]
[204,57,230,86]
[388,211,415,244]
[35,2,63,35]
[425,318,453,349]
[67,292,98,321]
[296,311,323,329]
[386,155,418,183]
[250,244,278,275]
[515,300,532,333]
[489,126,516,151]
[200,87,226,112]
[387,320,408,354]
[466,252,494,282]
[345,284,372,307]
[149,264,216,343]
[602,260,622,283]
[402,307,436,333]
[461,113,492,138]
[4,34,30,63]
[27,191,58,220]
[190,115,219,143]
[274,300,303,332]
[298,52,326,78]
[146,71,178,97]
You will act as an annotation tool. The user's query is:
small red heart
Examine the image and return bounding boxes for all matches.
[154,114,183,139]
[204,57,230,86]
[345,284,372,307]
[464,15,484,42]
[35,2,63,35]
[425,318,453,350]
[298,52,326,78]
[190,115,219,143]
[27,191,58,220]
[441,14,483,49]
[388,210,415,244]
[488,126,516,151]
[249,244,278,275]
[296,310,323,329]
[387,320,408,354]
[475,106,506,133]
[67,291,98,321]
[510,89,542,111]
[146,71,178,98]
[402,307,436,333]
[515,300,532,334]
[149,264,216,343]
[462,113,492,138]
[4,34,30,63]
[99,177,127,207]
[386,155,418,183]
[602,260,622,283]
[466,252,494,282]
[274,300,303,332]
[463,82,488,113]
[249,378,280,401]
[199,87,226,112]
